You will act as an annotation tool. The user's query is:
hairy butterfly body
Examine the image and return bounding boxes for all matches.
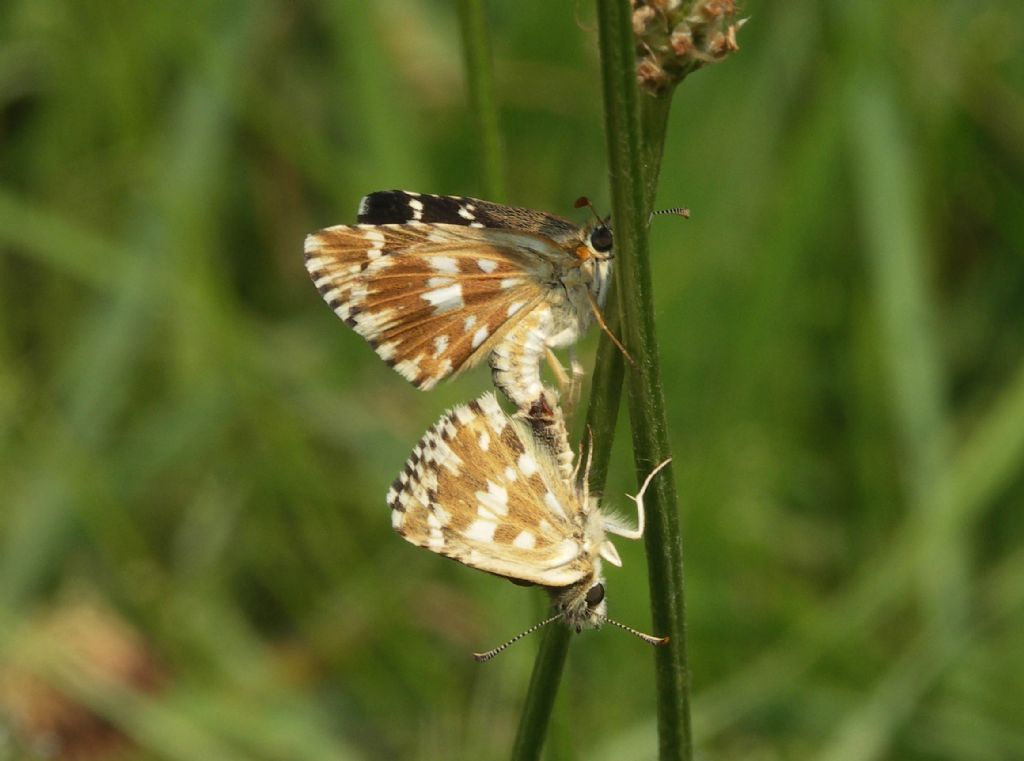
[304,191,613,409]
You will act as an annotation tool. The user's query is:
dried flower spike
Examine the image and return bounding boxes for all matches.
[632,0,746,94]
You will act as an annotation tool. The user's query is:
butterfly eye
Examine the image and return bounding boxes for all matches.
[590,226,613,253]
[585,583,605,607]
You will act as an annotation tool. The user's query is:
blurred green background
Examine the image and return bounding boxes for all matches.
[1,1,1023,759]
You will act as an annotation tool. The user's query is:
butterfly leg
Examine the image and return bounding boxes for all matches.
[585,291,635,366]
[568,349,585,418]
[544,346,570,389]
[544,347,582,419]
[604,458,672,540]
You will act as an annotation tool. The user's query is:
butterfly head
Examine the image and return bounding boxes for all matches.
[584,222,613,258]
[572,222,612,308]
[572,198,615,307]
[558,578,609,633]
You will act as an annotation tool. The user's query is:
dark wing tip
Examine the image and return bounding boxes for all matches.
[357,190,416,224]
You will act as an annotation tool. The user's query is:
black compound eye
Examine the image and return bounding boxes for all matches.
[590,226,613,253]
[585,583,605,607]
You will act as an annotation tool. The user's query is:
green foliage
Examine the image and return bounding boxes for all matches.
[1,2,1023,760]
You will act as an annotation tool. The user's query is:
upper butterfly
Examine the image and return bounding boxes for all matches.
[304,191,613,409]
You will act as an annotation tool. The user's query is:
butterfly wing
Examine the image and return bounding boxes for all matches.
[387,392,592,588]
[304,223,569,390]
[357,190,581,243]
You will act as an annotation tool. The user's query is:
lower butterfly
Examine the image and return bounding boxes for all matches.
[386,389,670,660]
[304,191,615,410]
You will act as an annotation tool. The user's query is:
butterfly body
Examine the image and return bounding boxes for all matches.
[305,191,612,408]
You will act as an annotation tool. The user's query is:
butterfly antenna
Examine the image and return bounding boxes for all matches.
[649,206,691,223]
[585,290,635,366]
[472,615,561,662]
[574,195,605,226]
[604,617,670,647]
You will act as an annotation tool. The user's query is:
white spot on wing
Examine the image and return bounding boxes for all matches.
[478,432,490,451]
[376,341,398,361]
[544,490,568,520]
[544,539,580,567]
[427,276,454,288]
[477,259,498,273]
[478,393,502,415]
[476,480,509,516]
[507,301,526,317]
[472,325,489,348]
[394,355,423,381]
[365,256,393,272]
[517,452,538,477]
[454,404,476,425]
[464,520,497,543]
[351,306,396,338]
[433,505,451,524]
[432,334,449,358]
[429,256,460,274]
[500,278,522,289]
[422,283,464,312]
[478,393,508,434]
[365,229,385,258]
[513,531,536,550]
[504,466,517,482]
[464,315,477,331]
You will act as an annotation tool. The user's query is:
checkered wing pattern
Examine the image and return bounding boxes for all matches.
[386,392,592,588]
[305,223,562,391]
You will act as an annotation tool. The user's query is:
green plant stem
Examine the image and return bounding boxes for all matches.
[597,1,691,760]
[509,621,571,760]
[454,0,570,754]
[512,4,688,757]
[456,0,507,201]
[510,291,626,761]
[585,294,627,485]
[640,96,674,202]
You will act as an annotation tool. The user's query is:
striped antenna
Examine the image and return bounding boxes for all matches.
[604,617,669,647]
[651,206,690,220]
[472,615,561,662]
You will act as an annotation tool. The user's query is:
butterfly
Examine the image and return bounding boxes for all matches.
[304,191,616,410]
[386,389,670,660]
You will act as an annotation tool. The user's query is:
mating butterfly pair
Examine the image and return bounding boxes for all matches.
[305,191,668,657]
